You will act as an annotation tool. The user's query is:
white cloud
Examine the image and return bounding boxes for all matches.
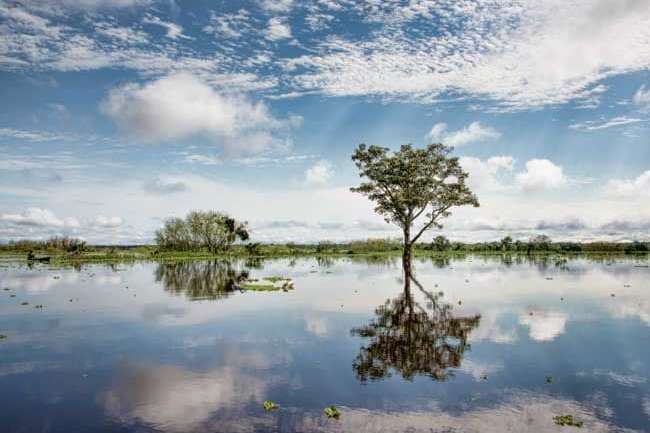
[142,15,187,40]
[515,159,566,192]
[605,170,650,198]
[459,155,514,191]
[0,207,79,228]
[143,177,190,194]
[0,127,66,142]
[519,310,567,342]
[93,215,123,228]
[427,122,500,147]
[286,0,650,110]
[101,73,288,153]
[265,17,291,41]
[304,160,333,185]
[260,0,294,13]
[633,84,650,110]
[569,116,646,131]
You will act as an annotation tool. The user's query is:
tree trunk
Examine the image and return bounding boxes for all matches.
[403,226,412,269]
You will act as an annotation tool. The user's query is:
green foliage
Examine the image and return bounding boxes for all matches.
[350,143,478,258]
[553,415,583,427]
[348,238,401,254]
[263,400,279,411]
[432,235,451,252]
[155,210,249,253]
[324,406,341,419]
[240,283,280,291]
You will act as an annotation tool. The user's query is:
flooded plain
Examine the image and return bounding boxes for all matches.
[0,255,649,433]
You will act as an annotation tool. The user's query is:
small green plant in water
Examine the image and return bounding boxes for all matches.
[553,415,583,428]
[240,283,280,292]
[546,376,553,383]
[324,406,341,419]
[263,400,279,411]
[0,334,7,340]
[264,276,291,283]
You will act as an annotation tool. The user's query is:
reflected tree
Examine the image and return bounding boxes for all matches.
[351,260,480,382]
[154,260,249,301]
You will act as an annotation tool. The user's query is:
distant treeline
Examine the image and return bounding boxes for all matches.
[1,235,648,256]
[1,236,87,253]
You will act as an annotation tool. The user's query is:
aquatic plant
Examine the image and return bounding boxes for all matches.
[324,406,340,419]
[263,400,279,411]
[553,415,583,427]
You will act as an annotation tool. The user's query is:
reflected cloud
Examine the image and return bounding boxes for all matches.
[519,310,567,341]
[102,349,281,432]
[293,392,631,433]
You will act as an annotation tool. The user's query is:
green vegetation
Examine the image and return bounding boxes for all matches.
[1,235,648,265]
[240,283,280,291]
[263,400,279,411]
[324,406,341,419]
[553,415,584,428]
[155,210,249,253]
[351,143,479,263]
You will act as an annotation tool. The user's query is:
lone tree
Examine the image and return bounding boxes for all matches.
[351,143,478,263]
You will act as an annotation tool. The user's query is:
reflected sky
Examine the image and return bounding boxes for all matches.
[0,255,648,432]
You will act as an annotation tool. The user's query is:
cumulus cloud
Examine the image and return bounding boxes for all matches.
[0,207,79,228]
[101,73,291,153]
[459,155,514,191]
[605,170,650,198]
[519,310,567,342]
[515,159,566,192]
[304,160,333,185]
[427,122,500,147]
[265,17,291,40]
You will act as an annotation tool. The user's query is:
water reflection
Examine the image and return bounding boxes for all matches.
[351,261,481,382]
[154,260,249,301]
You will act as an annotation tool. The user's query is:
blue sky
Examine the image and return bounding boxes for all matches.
[1,0,649,244]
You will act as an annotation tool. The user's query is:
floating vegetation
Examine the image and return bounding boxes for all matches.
[264,276,291,283]
[20,302,29,306]
[240,283,281,292]
[0,334,7,340]
[546,376,553,383]
[553,415,583,427]
[263,400,279,411]
[324,406,341,419]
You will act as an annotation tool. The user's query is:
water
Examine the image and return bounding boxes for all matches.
[0,255,648,433]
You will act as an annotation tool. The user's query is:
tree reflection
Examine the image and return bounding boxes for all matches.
[351,260,481,382]
[154,260,248,301]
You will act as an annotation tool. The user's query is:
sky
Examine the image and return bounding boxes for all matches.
[0,0,649,244]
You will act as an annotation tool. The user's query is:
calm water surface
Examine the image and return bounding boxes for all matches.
[0,255,649,432]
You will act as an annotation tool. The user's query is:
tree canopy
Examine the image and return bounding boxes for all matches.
[155,210,249,253]
[351,143,478,259]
